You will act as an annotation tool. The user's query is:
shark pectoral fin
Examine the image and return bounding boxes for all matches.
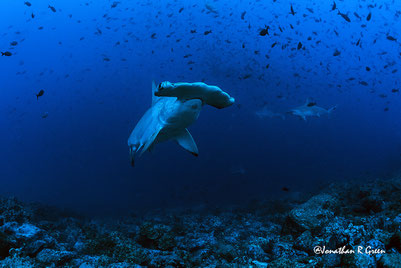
[301,115,307,121]
[129,145,138,167]
[175,129,199,156]
[139,126,162,157]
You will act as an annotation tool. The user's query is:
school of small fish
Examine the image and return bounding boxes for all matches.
[1,0,400,118]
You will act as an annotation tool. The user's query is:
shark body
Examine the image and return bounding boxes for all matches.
[128,82,201,166]
[255,107,285,120]
[288,101,336,121]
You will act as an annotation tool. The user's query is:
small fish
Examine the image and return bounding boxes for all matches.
[48,5,56,12]
[333,49,341,56]
[338,11,351,22]
[331,1,336,11]
[10,41,18,46]
[41,112,48,119]
[151,33,156,39]
[354,12,361,19]
[366,12,372,21]
[31,13,35,18]
[241,11,246,20]
[36,89,44,100]
[282,187,290,192]
[190,29,196,33]
[386,35,397,41]
[259,25,269,36]
[111,1,120,8]
[271,42,277,48]
[297,42,302,50]
[366,66,371,71]
[179,7,184,13]
[204,30,212,35]
[290,5,296,16]
[24,1,31,7]
[359,81,368,86]
[391,89,399,93]
[1,51,12,56]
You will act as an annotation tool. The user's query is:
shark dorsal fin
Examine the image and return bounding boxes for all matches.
[152,80,159,106]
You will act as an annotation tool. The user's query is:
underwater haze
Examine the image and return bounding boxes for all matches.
[1,0,401,219]
[2,0,401,267]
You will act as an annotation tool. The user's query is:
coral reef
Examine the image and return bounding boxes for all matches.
[0,177,400,267]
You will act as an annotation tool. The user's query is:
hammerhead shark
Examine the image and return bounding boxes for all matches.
[128,81,234,166]
[288,100,336,121]
[128,82,201,166]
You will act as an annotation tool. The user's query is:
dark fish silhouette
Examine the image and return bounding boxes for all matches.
[386,35,396,41]
[359,81,368,86]
[24,2,31,7]
[48,5,56,12]
[333,49,341,56]
[290,5,296,16]
[366,12,372,21]
[338,11,351,22]
[331,1,336,11]
[111,1,120,8]
[354,12,361,19]
[282,187,290,192]
[1,51,12,56]
[259,25,269,36]
[36,90,44,100]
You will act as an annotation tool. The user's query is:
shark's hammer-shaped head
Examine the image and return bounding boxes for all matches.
[154,81,174,97]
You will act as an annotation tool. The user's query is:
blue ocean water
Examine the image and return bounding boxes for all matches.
[1,0,401,219]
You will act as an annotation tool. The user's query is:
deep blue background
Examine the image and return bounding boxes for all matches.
[1,0,401,216]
